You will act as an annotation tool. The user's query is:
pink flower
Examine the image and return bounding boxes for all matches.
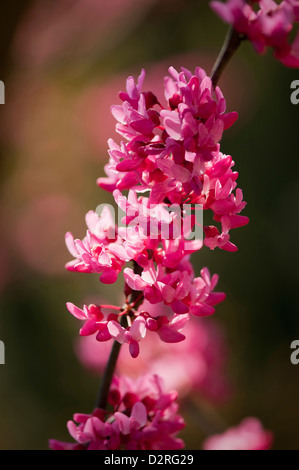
[65,206,146,283]
[68,259,223,355]
[204,216,238,252]
[124,261,225,317]
[161,67,238,157]
[189,267,226,317]
[65,207,123,283]
[203,417,273,450]
[66,302,107,336]
[76,312,232,402]
[113,189,181,244]
[210,0,299,67]
[67,295,188,357]
[49,374,185,450]
[107,315,147,358]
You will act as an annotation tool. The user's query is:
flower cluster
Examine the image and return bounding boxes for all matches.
[210,0,299,67]
[49,374,185,450]
[77,311,232,403]
[203,417,273,450]
[67,264,225,357]
[47,1,283,447]
[98,67,245,217]
[65,67,248,357]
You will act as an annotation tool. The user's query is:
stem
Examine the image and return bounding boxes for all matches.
[94,260,144,410]
[210,27,244,88]
[99,304,122,311]
[95,315,127,410]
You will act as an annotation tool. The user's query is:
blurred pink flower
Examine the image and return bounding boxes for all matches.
[203,417,273,450]
[76,303,231,403]
[12,0,158,68]
[13,194,83,275]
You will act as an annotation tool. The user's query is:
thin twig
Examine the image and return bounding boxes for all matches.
[94,315,127,410]
[94,261,144,410]
[210,27,244,88]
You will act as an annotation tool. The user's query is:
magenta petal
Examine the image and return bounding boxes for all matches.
[229,215,249,228]
[276,51,299,68]
[80,319,99,336]
[172,164,191,183]
[66,302,86,320]
[114,412,131,435]
[161,284,176,303]
[130,119,155,135]
[116,158,143,171]
[161,112,182,140]
[97,177,116,193]
[96,327,112,342]
[65,232,79,258]
[100,270,118,284]
[170,314,189,330]
[129,340,140,358]
[158,326,186,343]
[124,268,147,291]
[130,316,146,341]
[108,244,128,261]
[221,241,238,252]
[221,111,238,130]
[171,299,189,314]
[131,402,147,428]
[116,172,139,190]
[207,292,226,306]
[191,303,215,317]
[107,321,125,343]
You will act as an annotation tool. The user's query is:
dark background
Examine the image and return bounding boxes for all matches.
[0,0,298,449]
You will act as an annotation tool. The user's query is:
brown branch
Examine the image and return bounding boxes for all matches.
[210,27,244,88]
[94,260,144,410]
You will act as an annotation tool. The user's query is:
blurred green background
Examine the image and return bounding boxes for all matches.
[0,0,298,450]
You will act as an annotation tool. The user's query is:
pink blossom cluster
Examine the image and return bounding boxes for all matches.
[97,67,246,222]
[210,0,299,67]
[203,417,273,450]
[66,69,248,277]
[66,264,225,358]
[65,67,248,356]
[76,311,232,402]
[51,3,282,450]
[49,374,185,450]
